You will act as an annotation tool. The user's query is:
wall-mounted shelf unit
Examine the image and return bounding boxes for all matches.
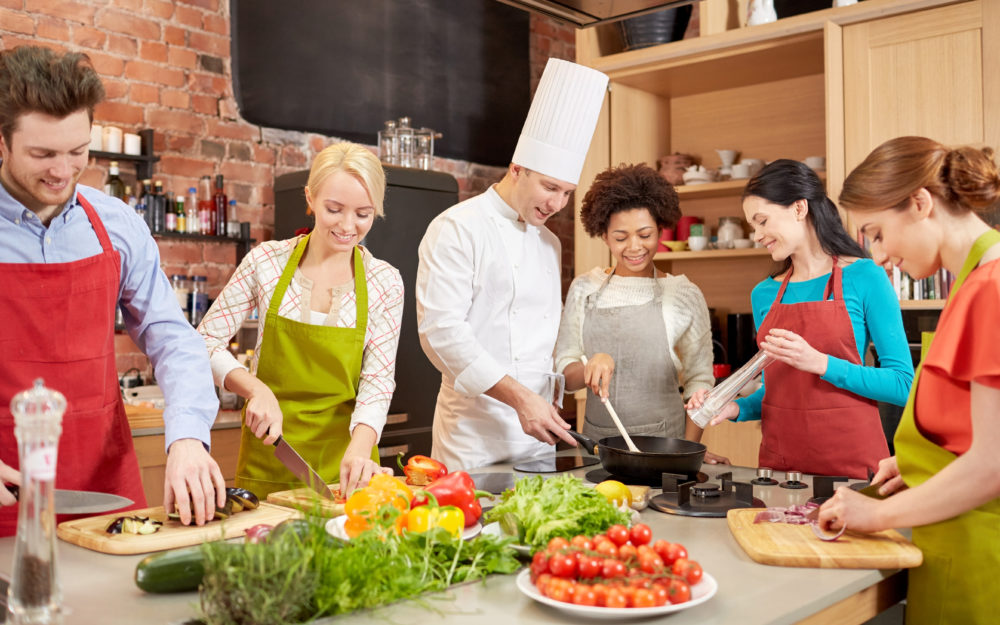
[89,129,159,180]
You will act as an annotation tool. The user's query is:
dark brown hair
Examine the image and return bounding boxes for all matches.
[0,46,105,143]
[580,163,680,237]
[840,136,1000,215]
[743,159,867,277]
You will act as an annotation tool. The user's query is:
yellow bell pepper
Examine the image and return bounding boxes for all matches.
[343,475,413,538]
[403,491,464,539]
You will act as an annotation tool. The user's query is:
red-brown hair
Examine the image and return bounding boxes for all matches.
[840,136,1000,215]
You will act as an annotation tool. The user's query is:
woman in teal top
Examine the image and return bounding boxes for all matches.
[692,159,913,478]
[734,257,914,421]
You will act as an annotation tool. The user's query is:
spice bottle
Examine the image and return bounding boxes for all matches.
[213,175,227,238]
[9,378,66,625]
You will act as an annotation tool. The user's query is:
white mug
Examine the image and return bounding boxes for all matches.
[123,133,142,156]
[103,125,123,153]
[741,158,765,176]
[730,163,751,179]
[89,124,103,151]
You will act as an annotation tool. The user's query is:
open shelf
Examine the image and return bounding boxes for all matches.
[89,129,159,179]
[677,171,825,200]
[898,299,945,310]
[654,247,770,262]
[153,231,256,264]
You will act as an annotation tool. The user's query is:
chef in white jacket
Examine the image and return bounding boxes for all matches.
[417,58,609,470]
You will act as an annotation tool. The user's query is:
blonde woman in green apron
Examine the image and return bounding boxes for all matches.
[554,164,727,462]
[820,136,1000,625]
[198,142,403,497]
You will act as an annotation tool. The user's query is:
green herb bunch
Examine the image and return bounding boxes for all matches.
[198,509,519,625]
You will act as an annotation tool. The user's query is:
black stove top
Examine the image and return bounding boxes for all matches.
[648,471,764,518]
[585,468,708,488]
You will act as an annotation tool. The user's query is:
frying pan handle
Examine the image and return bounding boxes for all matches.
[568,430,599,455]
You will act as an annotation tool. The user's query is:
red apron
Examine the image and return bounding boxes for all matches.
[0,194,146,536]
[756,261,888,479]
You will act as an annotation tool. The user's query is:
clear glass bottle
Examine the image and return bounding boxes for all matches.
[227,199,239,238]
[171,274,190,318]
[104,161,125,201]
[378,120,398,165]
[186,187,198,234]
[198,176,213,235]
[8,378,66,625]
[213,175,227,238]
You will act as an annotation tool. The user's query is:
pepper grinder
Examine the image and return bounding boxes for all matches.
[8,378,66,625]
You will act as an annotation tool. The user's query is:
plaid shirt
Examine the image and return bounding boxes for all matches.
[198,236,403,439]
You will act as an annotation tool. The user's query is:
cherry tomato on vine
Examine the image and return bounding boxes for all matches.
[628,523,652,546]
[548,553,577,578]
[668,578,691,604]
[606,524,630,546]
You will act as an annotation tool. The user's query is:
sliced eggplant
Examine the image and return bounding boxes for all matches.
[107,515,163,535]
[226,487,259,510]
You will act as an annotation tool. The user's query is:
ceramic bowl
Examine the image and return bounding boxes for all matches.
[733,238,753,249]
[687,235,708,251]
[663,240,689,252]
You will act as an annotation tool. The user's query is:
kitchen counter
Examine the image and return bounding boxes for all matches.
[0,457,907,625]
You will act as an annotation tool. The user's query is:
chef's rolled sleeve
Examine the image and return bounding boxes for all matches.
[454,351,507,398]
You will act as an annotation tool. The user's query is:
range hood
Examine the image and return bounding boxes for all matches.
[496,0,698,28]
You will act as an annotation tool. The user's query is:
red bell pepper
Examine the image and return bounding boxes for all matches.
[410,471,491,528]
[397,453,448,486]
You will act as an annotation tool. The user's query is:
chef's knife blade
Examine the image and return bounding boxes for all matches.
[6,484,133,514]
[272,436,334,500]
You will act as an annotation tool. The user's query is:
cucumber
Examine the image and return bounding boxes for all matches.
[134,547,205,593]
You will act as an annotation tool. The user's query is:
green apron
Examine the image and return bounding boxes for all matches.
[236,236,378,498]
[894,229,1000,625]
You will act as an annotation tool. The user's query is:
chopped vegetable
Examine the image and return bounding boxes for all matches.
[484,475,631,549]
[410,470,490,527]
[397,452,448,486]
[106,515,163,535]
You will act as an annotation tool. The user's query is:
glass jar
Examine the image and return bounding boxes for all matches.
[171,274,190,319]
[396,117,414,168]
[9,378,66,625]
[378,120,397,165]
[188,276,208,327]
[717,216,745,249]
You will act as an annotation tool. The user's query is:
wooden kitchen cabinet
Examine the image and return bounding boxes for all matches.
[572,0,999,459]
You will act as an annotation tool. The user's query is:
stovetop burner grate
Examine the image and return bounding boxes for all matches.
[648,471,764,518]
[585,468,708,488]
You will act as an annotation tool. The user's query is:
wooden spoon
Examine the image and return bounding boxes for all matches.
[580,356,640,453]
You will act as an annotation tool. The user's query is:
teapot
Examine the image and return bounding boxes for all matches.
[657,153,696,186]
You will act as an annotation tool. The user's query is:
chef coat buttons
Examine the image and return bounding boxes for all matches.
[45,237,51,244]
[14,218,20,225]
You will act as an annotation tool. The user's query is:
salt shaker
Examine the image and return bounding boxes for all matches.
[8,378,66,625]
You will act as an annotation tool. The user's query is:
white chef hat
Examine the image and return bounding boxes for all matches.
[511,58,609,185]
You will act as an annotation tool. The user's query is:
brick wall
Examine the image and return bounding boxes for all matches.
[0,4,575,380]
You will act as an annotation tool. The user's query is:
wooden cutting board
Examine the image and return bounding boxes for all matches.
[57,502,299,555]
[727,508,923,569]
[266,487,346,517]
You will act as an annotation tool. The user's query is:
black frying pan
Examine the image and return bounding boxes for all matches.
[569,431,705,480]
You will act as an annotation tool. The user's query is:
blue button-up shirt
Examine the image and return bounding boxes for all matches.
[0,182,218,451]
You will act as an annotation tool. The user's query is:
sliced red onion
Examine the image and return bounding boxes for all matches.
[811,521,846,542]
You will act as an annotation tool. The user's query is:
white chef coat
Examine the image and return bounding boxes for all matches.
[416,186,561,470]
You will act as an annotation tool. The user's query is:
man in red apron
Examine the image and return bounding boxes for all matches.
[0,46,225,536]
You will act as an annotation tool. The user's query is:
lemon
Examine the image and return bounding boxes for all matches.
[595,480,631,506]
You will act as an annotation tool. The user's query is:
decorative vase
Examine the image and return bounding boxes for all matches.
[747,0,778,26]
[619,6,693,50]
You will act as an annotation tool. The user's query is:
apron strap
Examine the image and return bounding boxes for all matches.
[949,230,1000,301]
[267,235,310,320]
[824,257,842,301]
[76,192,114,253]
[352,246,367,333]
[586,266,663,309]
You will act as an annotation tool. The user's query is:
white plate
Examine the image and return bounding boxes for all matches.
[325,515,482,541]
[515,569,718,619]
[481,521,532,556]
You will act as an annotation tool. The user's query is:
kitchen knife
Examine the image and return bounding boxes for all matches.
[272,436,335,500]
[6,485,133,514]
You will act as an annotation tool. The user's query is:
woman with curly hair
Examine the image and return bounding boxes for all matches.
[554,163,725,460]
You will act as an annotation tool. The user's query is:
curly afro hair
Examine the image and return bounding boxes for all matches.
[580,163,681,238]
